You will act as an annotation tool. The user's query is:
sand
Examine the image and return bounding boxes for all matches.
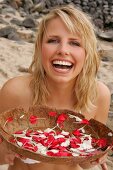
[0,37,113,170]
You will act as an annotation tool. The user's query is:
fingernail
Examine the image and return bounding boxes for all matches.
[15,154,20,158]
[0,137,3,144]
[99,160,102,164]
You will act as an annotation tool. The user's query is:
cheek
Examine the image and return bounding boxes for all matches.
[41,45,53,61]
[41,46,52,71]
[76,50,86,65]
[41,46,48,66]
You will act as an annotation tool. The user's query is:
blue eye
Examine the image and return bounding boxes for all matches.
[69,41,80,46]
[47,39,59,44]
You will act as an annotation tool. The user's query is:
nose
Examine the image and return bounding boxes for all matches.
[57,43,70,56]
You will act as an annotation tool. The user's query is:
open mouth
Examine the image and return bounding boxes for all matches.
[52,60,73,70]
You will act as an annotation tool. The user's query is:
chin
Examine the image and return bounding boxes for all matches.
[52,77,75,84]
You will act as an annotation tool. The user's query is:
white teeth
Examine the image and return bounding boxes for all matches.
[53,60,72,66]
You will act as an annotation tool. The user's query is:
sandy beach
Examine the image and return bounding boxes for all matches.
[0,37,113,170]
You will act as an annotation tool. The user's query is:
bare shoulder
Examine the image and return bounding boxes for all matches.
[0,74,33,113]
[94,81,111,124]
[97,81,111,101]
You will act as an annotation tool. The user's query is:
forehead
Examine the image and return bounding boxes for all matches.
[44,17,81,38]
[46,17,69,32]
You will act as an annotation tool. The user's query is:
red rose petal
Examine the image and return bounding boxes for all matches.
[56,151,72,157]
[23,143,38,152]
[15,130,23,134]
[57,113,68,124]
[96,138,107,147]
[73,129,82,136]
[29,115,38,124]
[70,141,80,148]
[6,117,13,123]
[32,136,43,143]
[9,137,16,144]
[48,112,57,117]
[47,151,56,156]
[57,113,68,128]
[80,119,89,125]
[26,129,33,137]
[18,138,30,145]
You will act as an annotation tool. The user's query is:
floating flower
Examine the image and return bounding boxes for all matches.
[4,117,13,127]
[9,137,16,144]
[32,136,46,145]
[73,129,82,136]
[80,119,89,125]
[26,129,33,137]
[48,111,57,117]
[18,137,30,145]
[57,113,68,128]
[71,137,81,144]
[47,150,72,157]
[23,143,38,152]
[70,142,79,149]
[6,117,13,122]
[29,115,46,124]
[15,130,23,134]
[29,115,38,124]
[46,135,55,145]
[93,138,107,148]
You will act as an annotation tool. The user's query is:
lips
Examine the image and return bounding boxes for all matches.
[52,60,73,69]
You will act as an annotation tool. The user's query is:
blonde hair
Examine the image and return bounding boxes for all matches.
[29,4,100,112]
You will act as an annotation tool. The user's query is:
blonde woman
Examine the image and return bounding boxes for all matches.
[0,4,110,170]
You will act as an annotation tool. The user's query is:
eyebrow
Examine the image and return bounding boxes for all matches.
[47,35,59,38]
[47,35,81,41]
[69,38,81,42]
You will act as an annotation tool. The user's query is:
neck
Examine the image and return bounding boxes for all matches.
[46,80,76,110]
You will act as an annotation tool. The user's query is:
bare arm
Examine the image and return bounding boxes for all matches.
[0,78,22,164]
[79,82,111,169]
[0,76,31,165]
[94,82,111,124]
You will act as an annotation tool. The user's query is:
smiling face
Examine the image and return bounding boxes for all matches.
[41,17,86,85]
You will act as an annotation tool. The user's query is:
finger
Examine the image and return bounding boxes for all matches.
[15,154,26,160]
[91,161,98,166]
[101,163,108,170]
[5,154,16,165]
[0,137,3,144]
[5,151,17,165]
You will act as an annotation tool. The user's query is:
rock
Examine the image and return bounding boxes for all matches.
[0,68,8,78]
[30,2,45,13]
[109,111,113,118]
[10,18,22,26]
[96,30,113,41]
[8,32,20,41]
[17,66,29,72]
[1,6,16,15]
[0,18,8,25]
[24,0,34,12]
[33,0,43,4]
[22,17,36,28]
[17,29,34,42]
[0,0,4,3]
[4,0,23,9]
[101,56,109,62]
[0,26,16,38]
